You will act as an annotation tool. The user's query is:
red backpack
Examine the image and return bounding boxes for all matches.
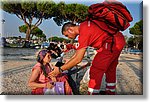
[86,0,133,34]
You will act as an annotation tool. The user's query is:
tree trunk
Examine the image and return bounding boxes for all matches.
[23,27,31,48]
[26,27,31,41]
[136,42,140,49]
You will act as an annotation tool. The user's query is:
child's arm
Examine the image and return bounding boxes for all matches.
[50,77,57,82]
[28,68,54,89]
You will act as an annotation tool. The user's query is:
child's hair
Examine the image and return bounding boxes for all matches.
[36,49,51,77]
[36,49,51,63]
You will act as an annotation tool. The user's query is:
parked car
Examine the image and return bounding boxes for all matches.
[41,42,50,49]
[129,49,143,54]
[30,43,41,49]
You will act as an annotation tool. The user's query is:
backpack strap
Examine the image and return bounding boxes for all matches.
[88,20,115,53]
[107,6,127,31]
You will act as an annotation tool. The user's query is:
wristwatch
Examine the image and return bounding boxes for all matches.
[58,66,64,73]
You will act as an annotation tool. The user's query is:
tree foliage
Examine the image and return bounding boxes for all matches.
[2,0,55,41]
[129,20,143,35]
[48,36,70,43]
[53,2,88,25]
[128,20,143,49]
[2,1,89,47]
[19,25,44,38]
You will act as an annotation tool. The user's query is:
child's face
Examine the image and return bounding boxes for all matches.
[43,53,51,64]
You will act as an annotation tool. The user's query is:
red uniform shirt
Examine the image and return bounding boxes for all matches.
[77,21,126,52]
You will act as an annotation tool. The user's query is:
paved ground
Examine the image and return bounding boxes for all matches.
[116,54,143,95]
[0,48,143,95]
[79,53,143,95]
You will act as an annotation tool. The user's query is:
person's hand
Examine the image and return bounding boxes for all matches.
[45,82,54,89]
[48,66,60,77]
[50,76,57,82]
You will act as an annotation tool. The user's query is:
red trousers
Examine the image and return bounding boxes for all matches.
[88,39,125,95]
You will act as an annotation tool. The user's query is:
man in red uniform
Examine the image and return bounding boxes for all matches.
[49,21,126,95]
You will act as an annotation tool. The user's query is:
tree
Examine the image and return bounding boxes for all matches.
[127,36,135,48]
[2,1,89,46]
[129,20,143,49]
[19,25,43,39]
[129,20,143,35]
[53,2,88,44]
[36,33,46,38]
[53,2,88,25]
[2,0,56,47]
[48,36,70,43]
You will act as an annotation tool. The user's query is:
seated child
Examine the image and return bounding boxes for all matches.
[28,49,72,95]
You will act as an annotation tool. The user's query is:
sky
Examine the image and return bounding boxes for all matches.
[0,0,143,39]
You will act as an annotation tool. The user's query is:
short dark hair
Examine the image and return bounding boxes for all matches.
[61,22,76,34]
